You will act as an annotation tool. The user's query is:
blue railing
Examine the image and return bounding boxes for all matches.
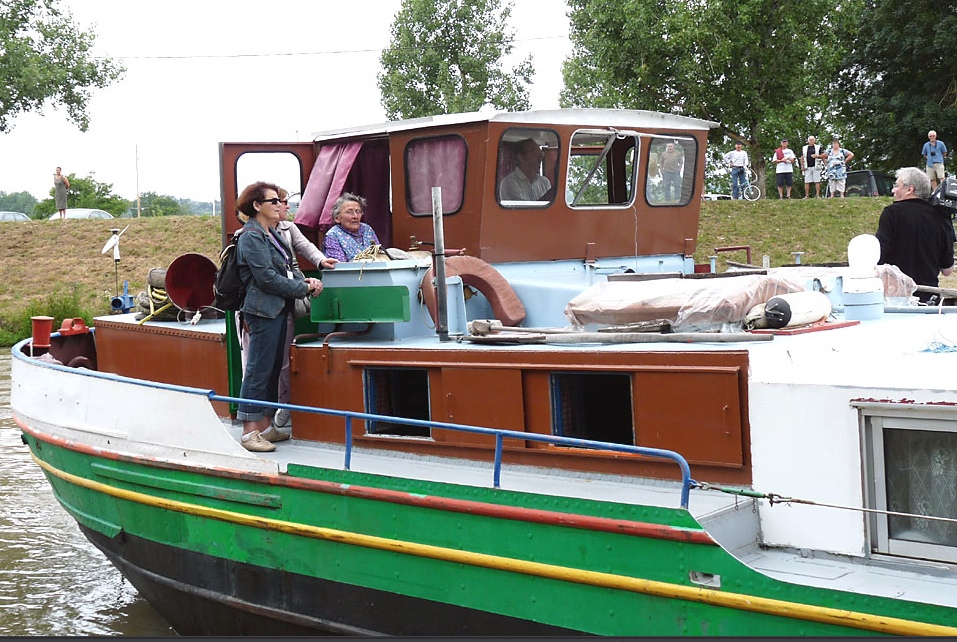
[209,394,694,509]
[13,336,695,509]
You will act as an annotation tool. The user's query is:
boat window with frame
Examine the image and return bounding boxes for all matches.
[646,136,698,206]
[496,128,560,208]
[364,367,431,438]
[405,134,467,217]
[859,403,957,564]
[550,372,635,446]
[235,151,303,201]
[565,130,639,208]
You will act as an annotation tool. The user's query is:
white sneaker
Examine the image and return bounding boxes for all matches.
[260,425,290,443]
[241,430,276,452]
[273,408,291,428]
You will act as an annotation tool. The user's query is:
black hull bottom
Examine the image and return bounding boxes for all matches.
[80,525,583,636]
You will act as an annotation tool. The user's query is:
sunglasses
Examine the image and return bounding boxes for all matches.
[258,198,287,205]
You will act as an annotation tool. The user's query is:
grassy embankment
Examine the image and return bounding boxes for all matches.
[0,197,952,345]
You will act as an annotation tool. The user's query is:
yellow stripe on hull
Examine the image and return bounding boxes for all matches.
[35,453,957,637]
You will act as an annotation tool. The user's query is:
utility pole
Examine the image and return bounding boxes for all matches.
[135,145,141,218]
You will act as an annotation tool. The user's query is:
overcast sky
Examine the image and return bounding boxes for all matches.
[1,0,571,204]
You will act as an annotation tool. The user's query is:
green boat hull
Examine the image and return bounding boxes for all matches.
[23,431,957,636]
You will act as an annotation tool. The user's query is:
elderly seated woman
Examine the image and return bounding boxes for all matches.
[322,193,380,261]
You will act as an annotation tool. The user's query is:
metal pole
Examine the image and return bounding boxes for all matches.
[135,145,141,218]
[432,187,449,342]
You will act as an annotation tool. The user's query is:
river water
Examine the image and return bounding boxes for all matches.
[0,351,174,636]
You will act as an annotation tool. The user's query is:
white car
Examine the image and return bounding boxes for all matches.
[0,211,30,222]
[47,208,114,220]
[702,193,732,201]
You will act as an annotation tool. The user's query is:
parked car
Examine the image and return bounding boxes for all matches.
[0,211,30,222]
[47,208,114,220]
[702,193,732,201]
[843,170,894,197]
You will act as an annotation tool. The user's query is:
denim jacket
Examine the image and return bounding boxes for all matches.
[236,219,309,319]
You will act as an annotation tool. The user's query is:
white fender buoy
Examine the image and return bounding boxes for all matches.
[764,291,832,328]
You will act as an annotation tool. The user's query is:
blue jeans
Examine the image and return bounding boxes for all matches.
[730,167,746,199]
[237,311,288,422]
[661,171,681,201]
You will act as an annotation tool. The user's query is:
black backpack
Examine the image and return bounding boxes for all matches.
[213,231,246,311]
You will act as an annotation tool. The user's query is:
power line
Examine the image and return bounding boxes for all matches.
[99,34,570,61]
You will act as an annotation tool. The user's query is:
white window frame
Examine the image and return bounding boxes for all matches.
[857,402,957,565]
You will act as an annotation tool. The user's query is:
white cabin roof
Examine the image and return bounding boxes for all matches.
[310,108,718,142]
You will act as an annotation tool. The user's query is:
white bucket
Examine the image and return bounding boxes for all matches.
[843,276,884,321]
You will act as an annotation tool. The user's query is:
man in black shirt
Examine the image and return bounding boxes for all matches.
[875,167,955,301]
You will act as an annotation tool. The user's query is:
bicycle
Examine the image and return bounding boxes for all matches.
[741,165,761,201]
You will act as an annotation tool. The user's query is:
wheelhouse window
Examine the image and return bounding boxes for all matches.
[405,135,466,216]
[566,131,638,207]
[550,372,634,446]
[496,128,559,208]
[646,136,698,206]
[860,404,957,564]
[364,368,431,437]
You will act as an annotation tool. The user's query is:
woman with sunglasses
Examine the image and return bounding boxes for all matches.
[234,181,323,452]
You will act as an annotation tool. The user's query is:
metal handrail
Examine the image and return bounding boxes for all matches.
[208,393,694,509]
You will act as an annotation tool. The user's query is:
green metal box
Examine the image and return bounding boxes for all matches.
[310,285,411,323]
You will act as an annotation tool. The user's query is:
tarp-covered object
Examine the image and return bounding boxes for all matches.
[564,264,919,333]
[565,275,802,332]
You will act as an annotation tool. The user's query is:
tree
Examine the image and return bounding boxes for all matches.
[136,192,189,217]
[0,190,37,216]
[837,0,957,171]
[377,0,533,120]
[560,0,858,192]
[35,174,129,217]
[0,0,124,132]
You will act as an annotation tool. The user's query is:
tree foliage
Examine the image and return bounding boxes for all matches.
[0,190,38,216]
[837,0,957,171]
[35,174,129,217]
[0,0,124,132]
[378,0,533,120]
[136,191,190,217]
[560,0,859,185]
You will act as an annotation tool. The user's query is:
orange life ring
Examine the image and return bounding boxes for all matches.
[420,255,526,327]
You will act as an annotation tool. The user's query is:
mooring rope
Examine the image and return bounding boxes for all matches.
[692,481,957,525]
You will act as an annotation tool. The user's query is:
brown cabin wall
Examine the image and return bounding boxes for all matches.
[389,123,490,255]
[219,142,318,242]
[475,123,705,263]
[387,122,707,264]
[220,122,706,266]
[289,344,752,485]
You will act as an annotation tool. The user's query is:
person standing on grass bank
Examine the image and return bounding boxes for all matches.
[723,141,748,200]
[922,130,948,190]
[801,136,823,198]
[824,138,854,198]
[54,167,69,219]
[875,167,954,302]
[773,139,797,199]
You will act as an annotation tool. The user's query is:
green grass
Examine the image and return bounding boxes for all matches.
[696,196,891,269]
